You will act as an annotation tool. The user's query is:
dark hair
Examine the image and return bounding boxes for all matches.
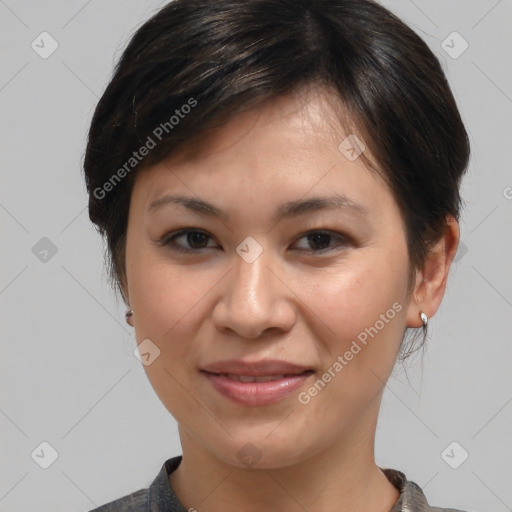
[83,0,470,358]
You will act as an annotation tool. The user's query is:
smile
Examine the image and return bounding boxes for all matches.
[201,370,315,406]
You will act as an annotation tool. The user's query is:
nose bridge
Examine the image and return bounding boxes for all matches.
[212,243,294,338]
[230,246,275,310]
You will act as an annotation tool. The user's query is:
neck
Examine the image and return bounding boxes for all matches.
[169,413,399,512]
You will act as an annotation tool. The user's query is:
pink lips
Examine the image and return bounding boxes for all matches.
[201,359,315,406]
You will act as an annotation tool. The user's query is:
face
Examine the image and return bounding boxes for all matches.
[124,87,414,469]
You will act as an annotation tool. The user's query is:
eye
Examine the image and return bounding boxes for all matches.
[292,230,350,253]
[160,229,218,253]
[159,228,351,254]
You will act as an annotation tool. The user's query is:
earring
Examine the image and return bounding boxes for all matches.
[419,311,428,329]
[125,310,134,325]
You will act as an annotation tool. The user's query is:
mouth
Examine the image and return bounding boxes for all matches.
[202,370,314,383]
[200,362,315,406]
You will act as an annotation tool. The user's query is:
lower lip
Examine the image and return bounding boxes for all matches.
[202,371,313,406]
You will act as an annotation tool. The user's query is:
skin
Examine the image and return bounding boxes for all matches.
[123,86,459,512]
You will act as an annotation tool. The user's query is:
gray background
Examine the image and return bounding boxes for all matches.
[0,0,511,510]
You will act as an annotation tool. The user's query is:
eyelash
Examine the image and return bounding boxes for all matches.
[158,228,352,255]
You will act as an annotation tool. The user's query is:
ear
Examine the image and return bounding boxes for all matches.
[405,216,460,328]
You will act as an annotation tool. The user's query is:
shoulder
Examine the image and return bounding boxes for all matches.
[429,508,470,512]
[88,488,147,512]
[87,455,185,512]
[382,468,472,512]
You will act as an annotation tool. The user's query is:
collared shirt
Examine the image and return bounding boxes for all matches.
[88,455,468,512]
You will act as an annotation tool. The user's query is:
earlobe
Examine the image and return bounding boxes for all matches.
[125,309,134,326]
[405,216,460,328]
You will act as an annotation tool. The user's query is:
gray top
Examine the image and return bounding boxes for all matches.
[88,456,469,512]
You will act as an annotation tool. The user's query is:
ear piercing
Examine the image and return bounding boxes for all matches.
[125,309,429,328]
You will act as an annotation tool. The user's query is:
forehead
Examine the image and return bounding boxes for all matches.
[130,87,395,224]
[165,86,360,165]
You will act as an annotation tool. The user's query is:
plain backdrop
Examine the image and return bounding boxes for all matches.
[0,1,511,511]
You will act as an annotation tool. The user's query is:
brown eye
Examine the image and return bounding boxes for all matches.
[162,229,217,253]
[183,231,209,249]
[292,231,350,253]
[306,233,332,251]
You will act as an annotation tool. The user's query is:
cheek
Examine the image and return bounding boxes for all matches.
[127,243,219,363]
[291,251,408,422]
[127,248,215,417]
[300,246,409,365]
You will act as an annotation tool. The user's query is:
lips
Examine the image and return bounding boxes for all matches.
[200,359,315,406]
[219,373,304,383]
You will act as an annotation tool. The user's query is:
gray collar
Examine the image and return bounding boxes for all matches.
[145,457,466,512]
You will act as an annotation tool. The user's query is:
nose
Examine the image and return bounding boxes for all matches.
[211,247,297,339]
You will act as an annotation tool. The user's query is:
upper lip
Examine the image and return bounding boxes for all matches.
[201,359,314,376]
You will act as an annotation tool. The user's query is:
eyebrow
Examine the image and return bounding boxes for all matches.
[147,193,369,221]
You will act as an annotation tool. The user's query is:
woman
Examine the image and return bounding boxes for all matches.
[84,0,470,510]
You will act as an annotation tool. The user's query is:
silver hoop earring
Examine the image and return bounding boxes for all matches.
[419,311,428,329]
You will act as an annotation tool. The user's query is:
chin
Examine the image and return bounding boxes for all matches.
[204,433,317,472]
